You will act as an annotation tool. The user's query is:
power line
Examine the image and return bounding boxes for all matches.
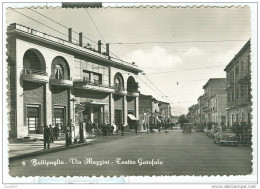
[28,8,98,45]
[146,65,226,75]
[29,8,69,30]
[143,74,173,104]
[10,8,69,39]
[85,9,106,44]
[109,39,248,45]
[137,75,162,98]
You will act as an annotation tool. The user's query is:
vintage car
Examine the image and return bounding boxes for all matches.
[195,125,204,132]
[207,125,218,138]
[183,123,192,133]
[213,130,238,146]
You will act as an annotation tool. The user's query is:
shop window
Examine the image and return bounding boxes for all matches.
[26,105,40,134]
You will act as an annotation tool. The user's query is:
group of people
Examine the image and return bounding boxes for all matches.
[85,121,128,138]
[44,123,71,149]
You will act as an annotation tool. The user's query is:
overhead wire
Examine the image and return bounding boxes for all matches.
[146,65,226,75]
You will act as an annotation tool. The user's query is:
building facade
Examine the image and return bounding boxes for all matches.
[187,104,199,124]
[201,78,227,124]
[209,93,227,125]
[224,40,251,126]
[7,23,142,138]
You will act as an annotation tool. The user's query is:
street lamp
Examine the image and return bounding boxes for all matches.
[70,98,77,141]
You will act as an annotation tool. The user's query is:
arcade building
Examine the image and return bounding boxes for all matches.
[7,23,142,138]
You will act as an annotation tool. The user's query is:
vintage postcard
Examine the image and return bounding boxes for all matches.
[2,2,258,185]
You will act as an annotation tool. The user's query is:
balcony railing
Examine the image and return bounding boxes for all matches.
[21,68,49,83]
[74,79,114,89]
[22,69,48,76]
[50,75,73,87]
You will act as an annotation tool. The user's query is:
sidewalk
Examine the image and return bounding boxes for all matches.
[8,130,146,161]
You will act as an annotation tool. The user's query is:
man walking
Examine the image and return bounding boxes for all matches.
[49,124,54,143]
[121,124,124,136]
[44,125,51,149]
[135,124,138,135]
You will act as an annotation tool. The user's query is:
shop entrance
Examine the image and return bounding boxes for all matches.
[115,109,122,126]
[26,105,40,134]
[54,106,66,131]
[83,105,104,127]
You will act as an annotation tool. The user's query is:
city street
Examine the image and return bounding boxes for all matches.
[9,127,252,177]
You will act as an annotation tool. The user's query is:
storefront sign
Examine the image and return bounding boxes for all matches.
[75,105,85,113]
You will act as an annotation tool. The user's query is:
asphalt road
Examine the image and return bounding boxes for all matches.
[9,128,252,177]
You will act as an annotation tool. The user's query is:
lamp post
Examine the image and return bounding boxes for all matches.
[70,98,77,142]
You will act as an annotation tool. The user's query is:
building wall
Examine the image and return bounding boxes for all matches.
[225,41,251,126]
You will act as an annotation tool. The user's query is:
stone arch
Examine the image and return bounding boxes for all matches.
[23,48,46,71]
[51,56,70,79]
[114,72,125,90]
[127,76,138,92]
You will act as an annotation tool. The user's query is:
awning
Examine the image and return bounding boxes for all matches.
[128,114,138,120]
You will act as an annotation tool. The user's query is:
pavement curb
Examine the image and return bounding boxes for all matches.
[9,142,91,162]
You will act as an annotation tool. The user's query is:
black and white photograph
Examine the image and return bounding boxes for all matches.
[2,1,258,185]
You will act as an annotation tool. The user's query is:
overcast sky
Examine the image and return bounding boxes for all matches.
[6,4,251,115]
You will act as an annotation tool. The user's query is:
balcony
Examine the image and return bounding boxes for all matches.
[73,79,114,93]
[114,85,127,95]
[238,74,250,84]
[202,106,209,112]
[50,75,73,88]
[21,69,48,83]
[127,90,140,97]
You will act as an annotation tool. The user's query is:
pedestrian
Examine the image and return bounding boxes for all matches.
[111,123,114,135]
[116,124,119,135]
[49,124,54,143]
[65,126,71,146]
[53,123,60,141]
[121,124,124,136]
[158,126,161,133]
[44,125,50,149]
[135,124,138,135]
[146,124,149,134]
[102,123,107,139]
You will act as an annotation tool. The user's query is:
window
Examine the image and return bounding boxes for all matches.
[115,78,120,90]
[93,73,102,85]
[83,70,90,82]
[55,64,63,79]
[241,61,244,71]
[240,85,244,97]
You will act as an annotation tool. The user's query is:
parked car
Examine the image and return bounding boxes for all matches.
[207,125,218,138]
[214,130,238,146]
[195,125,204,132]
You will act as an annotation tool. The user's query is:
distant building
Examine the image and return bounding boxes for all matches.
[187,104,199,124]
[158,100,172,124]
[197,95,206,124]
[201,78,227,124]
[224,40,251,126]
[139,94,171,130]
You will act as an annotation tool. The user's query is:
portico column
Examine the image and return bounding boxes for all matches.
[46,81,52,127]
[90,107,94,123]
[135,96,140,130]
[123,95,128,126]
[109,93,114,125]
